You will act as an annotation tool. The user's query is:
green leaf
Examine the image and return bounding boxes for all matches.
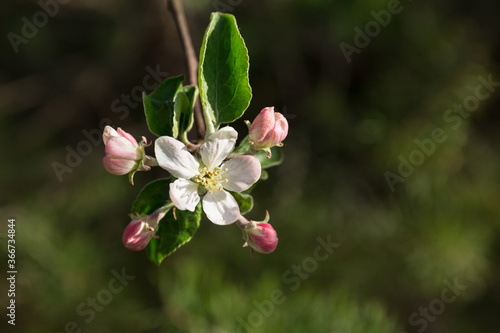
[143,75,184,137]
[256,147,285,169]
[130,178,201,265]
[231,192,254,215]
[131,178,172,215]
[199,12,252,132]
[175,85,197,142]
[147,204,202,265]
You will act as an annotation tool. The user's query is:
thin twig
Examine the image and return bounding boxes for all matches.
[167,0,206,140]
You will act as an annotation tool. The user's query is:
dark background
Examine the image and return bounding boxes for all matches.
[1,0,500,332]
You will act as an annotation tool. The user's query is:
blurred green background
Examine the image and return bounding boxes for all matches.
[1,0,500,332]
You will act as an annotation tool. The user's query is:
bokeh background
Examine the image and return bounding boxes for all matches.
[2,0,500,332]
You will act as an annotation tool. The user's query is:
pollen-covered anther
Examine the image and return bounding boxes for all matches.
[194,166,228,194]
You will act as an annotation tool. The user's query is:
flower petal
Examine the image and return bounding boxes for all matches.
[122,218,153,251]
[169,179,200,212]
[200,127,237,170]
[117,127,138,146]
[272,113,289,143]
[202,190,239,225]
[246,222,278,254]
[105,137,140,160]
[103,126,118,144]
[249,107,275,144]
[103,156,138,175]
[155,136,200,179]
[220,155,261,192]
[262,112,288,146]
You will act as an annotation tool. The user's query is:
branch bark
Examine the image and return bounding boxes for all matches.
[167,0,205,140]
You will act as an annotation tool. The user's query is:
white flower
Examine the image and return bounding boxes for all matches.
[154,127,261,225]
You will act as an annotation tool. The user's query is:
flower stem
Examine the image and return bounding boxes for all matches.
[144,156,159,167]
[144,157,158,168]
[167,0,206,140]
[236,215,250,230]
[159,201,176,213]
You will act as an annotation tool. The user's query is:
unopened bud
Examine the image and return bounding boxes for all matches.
[122,217,155,251]
[122,206,169,251]
[248,107,288,149]
[102,126,153,184]
[242,211,278,254]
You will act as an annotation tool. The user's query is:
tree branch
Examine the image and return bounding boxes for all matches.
[167,0,205,140]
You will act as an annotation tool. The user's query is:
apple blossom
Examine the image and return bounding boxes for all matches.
[102,126,156,184]
[154,127,261,225]
[101,13,288,261]
[247,107,288,151]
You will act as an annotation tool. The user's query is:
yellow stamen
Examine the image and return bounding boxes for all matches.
[193,166,227,193]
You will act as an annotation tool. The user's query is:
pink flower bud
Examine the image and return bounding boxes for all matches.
[103,126,142,175]
[122,208,168,251]
[122,217,155,251]
[248,107,288,149]
[244,222,278,254]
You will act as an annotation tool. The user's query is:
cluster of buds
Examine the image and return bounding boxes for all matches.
[246,107,289,158]
[103,107,287,257]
